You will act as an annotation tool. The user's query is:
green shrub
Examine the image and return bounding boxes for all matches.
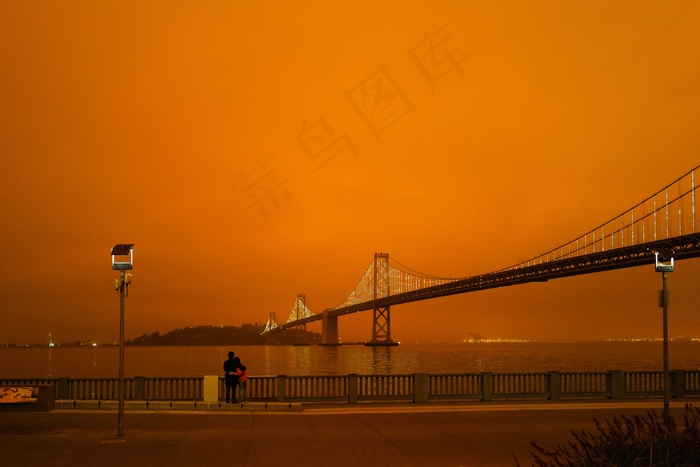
[524,403,700,466]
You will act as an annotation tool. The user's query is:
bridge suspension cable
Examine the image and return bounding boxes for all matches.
[264,164,700,336]
[263,312,277,333]
[331,253,461,310]
[285,294,316,323]
[507,164,699,271]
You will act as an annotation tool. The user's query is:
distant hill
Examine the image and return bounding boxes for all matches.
[126,324,321,346]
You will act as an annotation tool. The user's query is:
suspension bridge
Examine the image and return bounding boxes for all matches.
[262,165,700,345]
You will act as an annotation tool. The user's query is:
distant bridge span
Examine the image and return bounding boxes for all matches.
[264,165,700,345]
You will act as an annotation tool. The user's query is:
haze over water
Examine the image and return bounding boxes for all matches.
[2,342,699,380]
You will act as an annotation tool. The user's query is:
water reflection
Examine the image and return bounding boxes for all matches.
[5,342,700,380]
[46,348,54,378]
[264,345,274,375]
[293,346,311,374]
[474,351,486,373]
[340,345,395,374]
[371,347,393,374]
[317,346,339,374]
[219,347,226,374]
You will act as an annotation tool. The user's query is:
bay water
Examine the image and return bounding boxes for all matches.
[2,341,699,380]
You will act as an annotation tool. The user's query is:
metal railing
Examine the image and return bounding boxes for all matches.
[3,370,699,404]
[560,372,609,397]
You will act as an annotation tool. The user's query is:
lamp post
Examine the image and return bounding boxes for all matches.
[653,248,674,420]
[111,244,134,437]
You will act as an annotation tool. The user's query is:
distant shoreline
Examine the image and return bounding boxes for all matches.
[2,337,698,348]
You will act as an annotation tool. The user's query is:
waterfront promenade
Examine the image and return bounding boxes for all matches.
[0,400,690,466]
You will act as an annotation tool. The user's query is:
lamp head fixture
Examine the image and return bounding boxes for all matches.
[111,244,134,270]
[653,248,675,273]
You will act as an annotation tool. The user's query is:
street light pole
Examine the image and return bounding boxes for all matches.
[653,248,673,421]
[661,270,669,420]
[111,244,134,438]
[118,269,125,436]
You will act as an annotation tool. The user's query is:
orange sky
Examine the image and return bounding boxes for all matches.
[2,1,700,345]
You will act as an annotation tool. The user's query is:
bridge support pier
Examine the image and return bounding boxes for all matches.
[320,311,340,346]
[366,304,398,346]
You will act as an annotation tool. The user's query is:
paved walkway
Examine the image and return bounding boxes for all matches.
[0,400,690,466]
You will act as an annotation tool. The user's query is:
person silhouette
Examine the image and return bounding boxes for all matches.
[232,366,248,402]
[223,351,246,403]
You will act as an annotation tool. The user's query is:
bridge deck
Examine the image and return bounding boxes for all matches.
[272,233,700,331]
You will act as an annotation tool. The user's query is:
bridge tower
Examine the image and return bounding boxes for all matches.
[266,312,276,345]
[367,252,398,346]
[295,294,306,323]
[293,294,310,345]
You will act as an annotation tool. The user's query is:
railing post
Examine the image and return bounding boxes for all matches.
[277,375,287,402]
[673,370,685,399]
[608,370,625,399]
[482,372,493,402]
[548,371,560,401]
[413,373,429,403]
[348,374,359,404]
[38,384,56,410]
[133,376,146,401]
[203,375,219,402]
[56,377,70,400]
